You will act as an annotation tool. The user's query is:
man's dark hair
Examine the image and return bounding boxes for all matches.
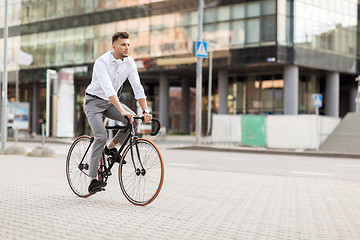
[112,31,129,44]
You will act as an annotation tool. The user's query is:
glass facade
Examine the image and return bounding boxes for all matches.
[0,0,359,134]
[228,74,284,115]
[2,0,279,71]
[293,0,359,72]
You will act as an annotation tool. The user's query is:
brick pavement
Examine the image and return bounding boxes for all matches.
[0,148,360,239]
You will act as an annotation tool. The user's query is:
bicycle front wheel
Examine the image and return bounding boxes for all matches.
[119,138,164,206]
[66,135,93,198]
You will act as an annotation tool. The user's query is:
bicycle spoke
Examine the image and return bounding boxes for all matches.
[119,139,164,205]
[66,136,93,198]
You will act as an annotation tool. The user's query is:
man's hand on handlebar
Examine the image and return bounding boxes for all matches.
[143,112,152,124]
[121,111,134,124]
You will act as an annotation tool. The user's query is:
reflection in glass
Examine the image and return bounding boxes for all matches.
[246,18,260,44]
[74,27,85,64]
[246,2,261,18]
[161,28,175,55]
[217,22,230,49]
[261,15,276,42]
[55,30,65,66]
[204,24,216,45]
[246,76,260,113]
[263,0,276,15]
[232,20,245,47]
[235,77,245,114]
[294,0,358,72]
[204,8,217,24]
[232,4,245,20]
[46,31,55,66]
[174,27,189,54]
[150,30,162,57]
[218,6,230,22]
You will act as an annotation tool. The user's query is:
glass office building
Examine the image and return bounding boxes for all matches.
[1,0,359,136]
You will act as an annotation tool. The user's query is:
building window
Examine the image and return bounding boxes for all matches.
[246,18,260,44]
[231,3,245,20]
[232,20,245,47]
[244,74,284,114]
[299,74,318,114]
[261,15,276,42]
[247,2,261,18]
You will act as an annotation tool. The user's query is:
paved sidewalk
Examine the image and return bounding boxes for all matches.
[6,134,360,158]
[0,147,360,239]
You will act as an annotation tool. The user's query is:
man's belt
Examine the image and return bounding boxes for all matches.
[85,92,103,100]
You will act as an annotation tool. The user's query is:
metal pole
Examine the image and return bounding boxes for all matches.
[46,69,57,137]
[315,107,319,151]
[207,49,213,135]
[195,0,204,145]
[356,76,360,113]
[15,70,19,102]
[41,123,45,146]
[1,0,9,153]
[46,70,51,137]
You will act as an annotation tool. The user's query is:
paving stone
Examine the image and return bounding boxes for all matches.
[0,148,360,239]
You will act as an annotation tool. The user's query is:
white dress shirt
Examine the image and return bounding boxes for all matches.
[85,51,146,100]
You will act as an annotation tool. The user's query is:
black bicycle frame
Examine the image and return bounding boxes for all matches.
[106,131,132,171]
[91,116,160,177]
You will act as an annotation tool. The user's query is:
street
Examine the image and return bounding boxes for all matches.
[0,141,360,239]
[164,147,360,181]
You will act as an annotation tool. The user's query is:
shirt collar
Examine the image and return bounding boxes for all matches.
[111,52,128,65]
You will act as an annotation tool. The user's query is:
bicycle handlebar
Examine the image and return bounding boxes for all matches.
[149,118,161,136]
[105,116,161,136]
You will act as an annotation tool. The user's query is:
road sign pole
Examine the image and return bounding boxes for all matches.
[312,93,322,151]
[207,48,213,135]
[195,0,204,145]
[315,107,319,151]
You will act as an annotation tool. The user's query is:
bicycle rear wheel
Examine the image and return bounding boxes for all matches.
[66,135,93,198]
[119,138,164,206]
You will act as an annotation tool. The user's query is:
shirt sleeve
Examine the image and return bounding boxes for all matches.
[128,60,147,100]
[93,58,116,98]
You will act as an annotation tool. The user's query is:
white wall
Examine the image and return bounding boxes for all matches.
[267,115,316,149]
[211,114,241,143]
[211,114,340,150]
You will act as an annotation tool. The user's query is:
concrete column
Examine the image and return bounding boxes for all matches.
[181,78,190,133]
[284,65,299,115]
[31,82,39,134]
[159,73,169,130]
[218,69,228,114]
[325,72,339,117]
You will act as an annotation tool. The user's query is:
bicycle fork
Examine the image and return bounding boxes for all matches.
[78,137,94,172]
[129,137,146,176]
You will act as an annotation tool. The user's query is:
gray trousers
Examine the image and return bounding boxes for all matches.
[83,95,134,177]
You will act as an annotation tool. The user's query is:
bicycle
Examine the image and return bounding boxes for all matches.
[66,116,164,206]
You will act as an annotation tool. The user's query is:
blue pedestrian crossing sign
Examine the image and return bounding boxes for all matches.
[313,94,323,108]
[195,41,208,58]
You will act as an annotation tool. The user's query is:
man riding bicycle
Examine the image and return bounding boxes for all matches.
[83,31,152,193]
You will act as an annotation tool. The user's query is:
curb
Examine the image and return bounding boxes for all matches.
[173,145,360,159]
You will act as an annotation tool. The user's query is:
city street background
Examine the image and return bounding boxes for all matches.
[0,137,360,239]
